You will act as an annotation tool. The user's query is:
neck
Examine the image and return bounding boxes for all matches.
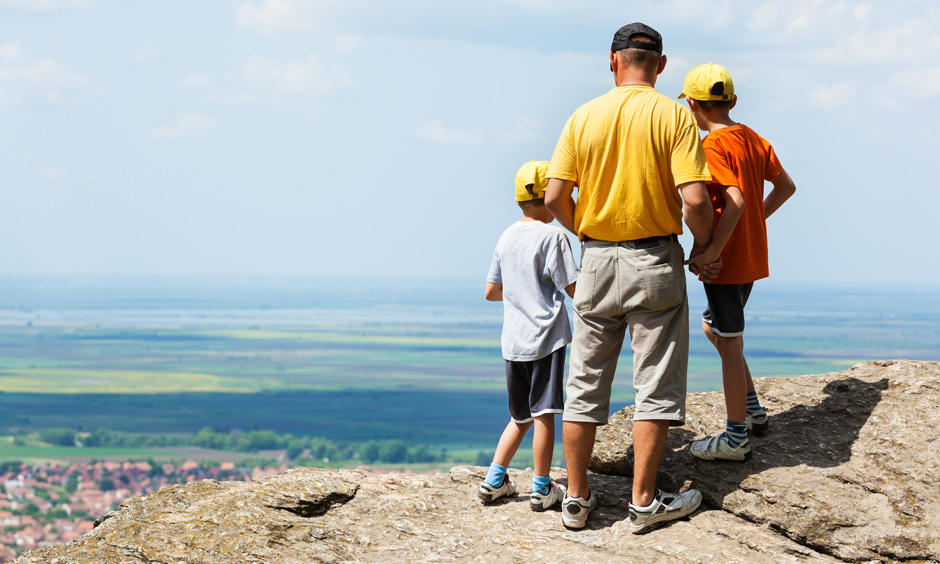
[615,67,656,88]
[702,114,738,133]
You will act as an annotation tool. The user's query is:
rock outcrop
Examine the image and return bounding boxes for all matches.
[14,360,940,564]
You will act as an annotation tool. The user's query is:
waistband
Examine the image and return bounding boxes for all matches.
[582,233,678,250]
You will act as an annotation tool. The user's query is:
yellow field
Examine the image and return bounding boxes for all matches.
[0,368,279,394]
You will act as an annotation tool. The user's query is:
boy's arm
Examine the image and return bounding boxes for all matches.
[564,282,576,299]
[544,178,577,235]
[687,184,744,272]
[484,282,503,301]
[764,167,795,219]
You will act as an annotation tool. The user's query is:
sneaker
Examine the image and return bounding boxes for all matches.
[478,476,515,503]
[628,489,702,534]
[747,410,769,435]
[690,433,751,461]
[530,481,566,512]
[561,490,598,529]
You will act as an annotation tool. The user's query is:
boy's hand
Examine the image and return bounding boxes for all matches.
[697,256,722,282]
[685,245,722,282]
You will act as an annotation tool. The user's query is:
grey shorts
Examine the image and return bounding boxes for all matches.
[563,237,689,426]
[505,346,566,423]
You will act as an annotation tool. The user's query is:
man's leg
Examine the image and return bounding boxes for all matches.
[562,420,595,499]
[631,419,669,506]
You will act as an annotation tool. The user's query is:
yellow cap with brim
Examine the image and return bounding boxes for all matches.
[515,160,550,202]
[678,62,735,101]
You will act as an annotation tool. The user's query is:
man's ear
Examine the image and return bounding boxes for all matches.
[609,51,616,73]
[657,54,667,75]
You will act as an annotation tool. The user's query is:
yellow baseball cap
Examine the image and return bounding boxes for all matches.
[514,160,550,202]
[678,63,735,101]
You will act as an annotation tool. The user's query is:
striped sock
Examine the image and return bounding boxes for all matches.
[746,391,763,416]
[485,463,507,488]
[533,475,551,495]
[725,420,748,448]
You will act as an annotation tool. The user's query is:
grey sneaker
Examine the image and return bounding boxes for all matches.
[747,410,769,435]
[478,476,515,503]
[628,489,702,534]
[561,490,598,529]
[530,481,566,512]
[690,433,751,461]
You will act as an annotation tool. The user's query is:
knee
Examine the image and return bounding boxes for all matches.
[715,335,743,356]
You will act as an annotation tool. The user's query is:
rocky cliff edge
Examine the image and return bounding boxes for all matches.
[14,359,940,564]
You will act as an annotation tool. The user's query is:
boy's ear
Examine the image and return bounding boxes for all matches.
[729,94,738,110]
[686,98,698,112]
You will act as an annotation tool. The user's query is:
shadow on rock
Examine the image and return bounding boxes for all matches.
[591,376,890,508]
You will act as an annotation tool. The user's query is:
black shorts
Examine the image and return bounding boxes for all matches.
[702,282,754,337]
[505,346,566,423]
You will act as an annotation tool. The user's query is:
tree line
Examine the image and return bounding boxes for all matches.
[28,427,448,465]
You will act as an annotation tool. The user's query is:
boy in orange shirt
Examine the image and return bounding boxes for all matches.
[680,63,796,461]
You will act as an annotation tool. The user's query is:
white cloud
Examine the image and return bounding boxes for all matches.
[40,167,64,180]
[241,54,353,98]
[888,66,940,101]
[808,83,857,110]
[414,120,483,146]
[235,0,342,34]
[331,35,364,54]
[150,112,217,139]
[0,0,94,12]
[206,92,258,104]
[183,73,211,89]
[499,117,542,146]
[0,42,93,107]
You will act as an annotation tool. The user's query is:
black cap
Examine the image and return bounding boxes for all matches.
[611,22,662,54]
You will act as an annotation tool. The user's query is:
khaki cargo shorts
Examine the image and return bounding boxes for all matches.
[563,237,689,426]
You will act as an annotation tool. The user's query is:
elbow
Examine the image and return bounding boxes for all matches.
[544,192,560,213]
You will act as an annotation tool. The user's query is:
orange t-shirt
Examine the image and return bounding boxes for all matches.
[703,124,782,284]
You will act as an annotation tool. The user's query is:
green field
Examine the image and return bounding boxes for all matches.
[1,280,938,466]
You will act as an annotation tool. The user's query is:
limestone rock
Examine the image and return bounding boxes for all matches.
[14,360,940,564]
[593,359,940,562]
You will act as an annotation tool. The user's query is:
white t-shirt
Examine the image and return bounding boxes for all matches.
[487,220,580,361]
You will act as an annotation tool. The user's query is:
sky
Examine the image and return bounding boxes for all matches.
[1,0,938,285]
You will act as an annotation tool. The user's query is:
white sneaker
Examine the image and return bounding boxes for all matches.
[629,489,702,534]
[478,476,515,503]
[747,410,769,435]
[561,490,598,529]
[690,433,751,461]
[530,481,566,512]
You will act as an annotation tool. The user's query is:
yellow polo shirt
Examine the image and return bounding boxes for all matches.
[547,85,711,241]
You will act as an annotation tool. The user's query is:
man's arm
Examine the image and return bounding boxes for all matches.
[544,178,577,235]
[679,180,721,282]
[679,180,714,247]
[764,167,795,219]
[484,282,503,301]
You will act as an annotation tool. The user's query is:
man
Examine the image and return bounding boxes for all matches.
[544,22,717,533]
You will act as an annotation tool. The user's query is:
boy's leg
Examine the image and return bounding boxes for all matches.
[692,283,752,461]
[491,420,533,469]
[531,413,554,478]
[530,413,566,511]
[714,335,747,423]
